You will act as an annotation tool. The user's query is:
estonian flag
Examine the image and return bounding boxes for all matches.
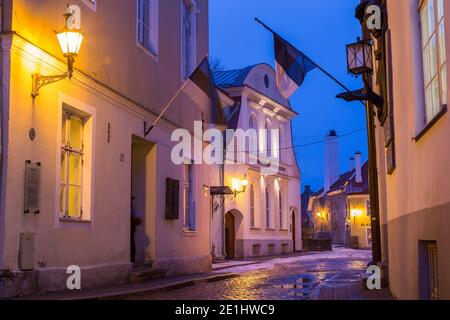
[145,57,226,136]
[274,34,318,99]
[189,57,227,131]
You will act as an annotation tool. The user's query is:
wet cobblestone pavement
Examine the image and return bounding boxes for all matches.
[132,248,393,300]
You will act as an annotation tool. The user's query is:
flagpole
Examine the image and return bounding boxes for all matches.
[145,79,189,136]
[255,17,352,93]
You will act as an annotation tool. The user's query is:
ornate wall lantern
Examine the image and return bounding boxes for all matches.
[32,8,84,98]
[231,174,249,197]
[346,38,373,76]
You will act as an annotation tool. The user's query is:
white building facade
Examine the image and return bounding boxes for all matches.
[211,64,302,259]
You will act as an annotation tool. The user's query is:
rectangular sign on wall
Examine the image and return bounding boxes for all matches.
[24,161,41,214]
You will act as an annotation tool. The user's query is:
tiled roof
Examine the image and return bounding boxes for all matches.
[313,161,369,196]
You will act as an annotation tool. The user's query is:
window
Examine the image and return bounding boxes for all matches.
[184,164,196,231]
[265,121,272,158]
[420,0,447,124]
[181,0,197,78]
[279,188,284,229]
[248,114,258,155]
[137,0,159,55]
[265,187,270,228]
[60,112,84,219]
[366,199,371,217]
[250,184,255,228]
[279,125,285,162]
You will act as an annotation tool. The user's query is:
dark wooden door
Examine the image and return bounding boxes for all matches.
[225,212,235,258]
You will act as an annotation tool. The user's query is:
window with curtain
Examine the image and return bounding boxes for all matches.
[250,184,255,228]
[60,112,84,219]
[265,187,270,228]
[420,0,447,124]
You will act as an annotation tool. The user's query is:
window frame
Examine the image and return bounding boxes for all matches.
[419,0,447,126]
[60,112,85,220]
[136,0,159,58]
[248,113,259,157]
[56,95,95,226]
[181,0,197,79]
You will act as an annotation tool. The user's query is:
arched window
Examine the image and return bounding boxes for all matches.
[265,121,271,157]
[248,114,258,155]
[250,184,255,228]
[279,188,284,229]
[265,187,270,228]
[279,125,284,163]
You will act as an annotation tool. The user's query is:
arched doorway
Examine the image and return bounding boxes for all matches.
[225,212,235,258]
[224,209,244,259]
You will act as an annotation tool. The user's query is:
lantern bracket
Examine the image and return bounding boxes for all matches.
[31,55,75,98]
[336,87,384,108]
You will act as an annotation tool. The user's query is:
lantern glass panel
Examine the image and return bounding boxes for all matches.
[347,41,373,74]
[57,30,83,56]
[364,42,373,71]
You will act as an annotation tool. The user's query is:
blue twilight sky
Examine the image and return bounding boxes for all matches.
[209,0,368,193]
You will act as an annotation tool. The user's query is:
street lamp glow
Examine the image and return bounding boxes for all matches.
[56,29,83,57]
[240,175,249,188]
[231,175,249,197]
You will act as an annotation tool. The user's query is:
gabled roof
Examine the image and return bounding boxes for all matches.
[328,161,369,194]
[311,161,369,198]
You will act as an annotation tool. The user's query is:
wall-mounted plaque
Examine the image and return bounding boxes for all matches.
[24,161,41,214]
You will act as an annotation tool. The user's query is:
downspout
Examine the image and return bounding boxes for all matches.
[0,0,5,271]
[0,1,4,271]
[220,130,225,259]
[0,0,11,272]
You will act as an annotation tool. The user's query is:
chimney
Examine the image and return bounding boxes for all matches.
[354,151,362,183]
[349,157,355,171]
[324,130,339,193]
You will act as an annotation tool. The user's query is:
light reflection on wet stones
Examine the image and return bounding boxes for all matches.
[273,274,316,300]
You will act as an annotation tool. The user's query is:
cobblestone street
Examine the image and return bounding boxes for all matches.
[132,248,393,300]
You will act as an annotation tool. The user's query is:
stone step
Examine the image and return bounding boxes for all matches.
[128,267,167,284]
[132,262,153,272]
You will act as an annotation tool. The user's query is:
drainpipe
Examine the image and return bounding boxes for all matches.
[0,1,4,270]
[0,1,5,271]
[220,131,226,259]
